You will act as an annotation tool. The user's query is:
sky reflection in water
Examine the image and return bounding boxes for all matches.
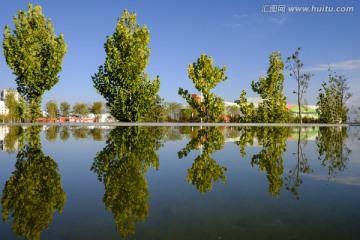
[0,125,359,240]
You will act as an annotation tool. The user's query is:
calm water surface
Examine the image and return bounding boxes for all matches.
[0,125,359,240]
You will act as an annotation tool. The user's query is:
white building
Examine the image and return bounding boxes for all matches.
[0,89,20,116]
[0,101,8,115]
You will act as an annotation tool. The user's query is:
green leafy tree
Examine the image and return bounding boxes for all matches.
[317,70,352,123]
[1,126,66,240]
[178,54,227,122]
[178,127,227,194]
[251,52,289,123]
[226,105,240,122]
[142,95,167,122]
[72,103,89,118]
[165,102,183,121]
[4,91,21,122]
[180,107,198,122]
[18,97,31,122]
[91,127,164,238]
[92,9,160,122]
[45,100,58,118]
[238,90,257,123]
[90,101,103,121]
[59,101,70,117]
[3,4,67,122]
[286,48,313,123]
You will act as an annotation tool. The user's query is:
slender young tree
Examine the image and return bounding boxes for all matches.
[3,4,67,122]
[4,91,21,122]
[286,48,313,123]
[90,101,104,121]
[45,100,58,118]
[317,70,352,123]
[60,101,71,117]
[251,51,289,123]
[92,9,160,122]
[178,54,227,122]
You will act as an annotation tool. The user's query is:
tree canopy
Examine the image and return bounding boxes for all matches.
[178,54,227,122]
[3,4,67,122]
[92,9,160,122]
[317,70,352,123]
[251,52,289,123]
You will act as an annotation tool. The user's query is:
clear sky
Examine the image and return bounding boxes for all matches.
[1,0,359,108]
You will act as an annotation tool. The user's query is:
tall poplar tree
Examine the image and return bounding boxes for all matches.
[92,9,160,122]
[3,4,67,122]
[178,54,227,122]
[251,52,289,123]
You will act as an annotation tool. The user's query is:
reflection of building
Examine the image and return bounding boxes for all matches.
[286,105,319,120]
[0,89,20,116]
[0,126,19,151]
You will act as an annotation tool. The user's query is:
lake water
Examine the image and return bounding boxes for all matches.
[0,125,360,240]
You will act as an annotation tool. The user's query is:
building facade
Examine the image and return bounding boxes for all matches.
[0,89,20,116]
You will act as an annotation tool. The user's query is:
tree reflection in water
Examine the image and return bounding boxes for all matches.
[237,127,290,197]
[316,126,352,177]
[91,126,164,239]
[285,127,313,199]
[1,126,66,240]
[178,127,227,194]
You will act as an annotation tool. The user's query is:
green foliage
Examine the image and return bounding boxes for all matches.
[237,127,291,197]
[71,126,89,139]
[59,126,70,141]
[165,102,183,121]
[3,126,24,154]
[72,103,89,118]
[178,127,227,194]
[92,9,160,122]
[89,128,104,141]
[179,54,227,122]
[59,101,70,117]
[142,95,167,122]
[4,91,21,122]
[90,101,103,117]
[316,127,351,177]
[317,71,352,123]
[1,126,66,240]
[179,107,198,122]
[251,52,289,123]
[91,126,164,238]
[286,47,313,123]
[45,125,58,142]
[238,90,256,123]
[3,4,67,122]
[45,100,58,118]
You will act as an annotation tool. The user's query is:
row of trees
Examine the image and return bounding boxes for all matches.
[1,95,105,122]
[2,4,354,123]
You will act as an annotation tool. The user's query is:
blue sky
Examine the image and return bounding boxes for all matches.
[1,0,360,108]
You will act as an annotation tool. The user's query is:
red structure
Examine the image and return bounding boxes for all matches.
[36,117,96,123]
[35,117,57,123]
